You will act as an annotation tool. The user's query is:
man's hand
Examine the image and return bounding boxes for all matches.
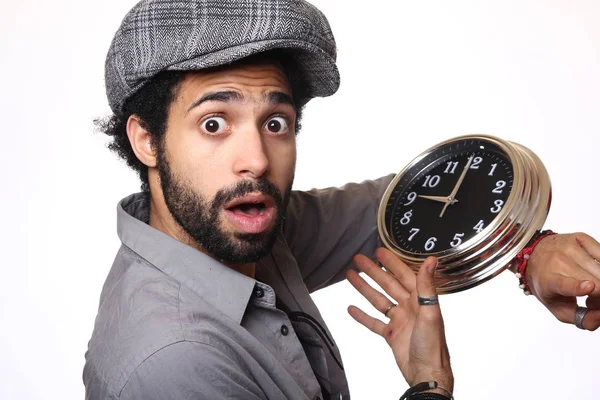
[346,248,453,395]
[527,232,600,331]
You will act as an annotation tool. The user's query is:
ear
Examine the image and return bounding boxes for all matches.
[126,115,157,168]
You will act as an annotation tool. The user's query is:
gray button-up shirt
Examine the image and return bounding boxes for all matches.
[83,175,394,399]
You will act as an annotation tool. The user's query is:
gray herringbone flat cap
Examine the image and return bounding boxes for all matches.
[105,0,340,113]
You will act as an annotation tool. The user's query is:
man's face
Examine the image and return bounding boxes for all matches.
[156,61,297,264]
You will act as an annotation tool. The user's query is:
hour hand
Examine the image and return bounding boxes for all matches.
[418,195,454,204]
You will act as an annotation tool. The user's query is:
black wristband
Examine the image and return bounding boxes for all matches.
[399,381,453,400]
[408,394,451,400]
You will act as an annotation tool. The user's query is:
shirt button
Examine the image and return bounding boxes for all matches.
[254,287,264,298]
[280,324,289,336]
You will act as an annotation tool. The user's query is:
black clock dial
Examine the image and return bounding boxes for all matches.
[384,138,514,254]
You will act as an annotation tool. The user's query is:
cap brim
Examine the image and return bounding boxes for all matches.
[164,39,340,102]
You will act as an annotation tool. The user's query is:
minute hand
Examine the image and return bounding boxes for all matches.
[439,154,474,218]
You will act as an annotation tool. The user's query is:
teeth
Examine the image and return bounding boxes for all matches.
[259,207,265,215]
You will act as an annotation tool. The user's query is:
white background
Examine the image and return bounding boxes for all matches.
[1,0,599,399]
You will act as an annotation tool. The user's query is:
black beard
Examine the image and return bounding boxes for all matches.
[156,148,291,264]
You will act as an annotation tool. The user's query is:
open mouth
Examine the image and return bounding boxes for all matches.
[229,202,267,216]
[223,193,277,234]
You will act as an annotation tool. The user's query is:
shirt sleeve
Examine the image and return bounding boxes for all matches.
[283,174,396,292]
[119,341,268,400]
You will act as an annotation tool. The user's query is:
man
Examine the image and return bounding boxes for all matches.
[84,0,600,399]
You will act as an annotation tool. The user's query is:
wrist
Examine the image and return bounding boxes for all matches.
[512,229,556,295]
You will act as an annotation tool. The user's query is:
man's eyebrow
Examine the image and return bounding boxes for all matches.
[186,90,243,114]
[267,91,295,107]
[185,90,295,114]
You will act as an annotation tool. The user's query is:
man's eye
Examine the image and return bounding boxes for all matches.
[201,117,227,135]
[265,116,289,134]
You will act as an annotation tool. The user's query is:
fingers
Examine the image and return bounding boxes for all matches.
[540,273,600,330]
[416,256,439,298]
[346,269,397,315]
[533,233,600,294]
[541,274,600,330]
[347,305,388,336]
[352,253,411,301]
[415,257,443,322]
[576,233,600,261]
[546,274,595,298]
[573,233,600,280]
[569,241,600,281]
[582,309,600,331]
[375,247,417,293]
[586,295,600,309]
[569,305,600,331]
[546,300,600,331]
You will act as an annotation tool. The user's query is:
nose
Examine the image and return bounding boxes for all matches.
[232,127,269,179]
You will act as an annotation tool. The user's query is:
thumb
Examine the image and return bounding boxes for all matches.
[417,256,439,299]
[546,275,595,298]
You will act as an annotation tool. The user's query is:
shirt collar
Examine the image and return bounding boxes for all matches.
[116,192,256,324]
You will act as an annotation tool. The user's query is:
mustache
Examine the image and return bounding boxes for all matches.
[211,179,284,210]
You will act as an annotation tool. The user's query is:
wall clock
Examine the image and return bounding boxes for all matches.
[377,134,551,293]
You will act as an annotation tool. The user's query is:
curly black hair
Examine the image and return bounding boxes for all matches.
[96,51,306,192]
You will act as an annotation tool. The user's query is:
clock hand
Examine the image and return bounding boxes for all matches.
[439,154,474,218]
[418,194,458,204]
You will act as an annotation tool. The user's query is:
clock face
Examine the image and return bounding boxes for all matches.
[383,138,514,255]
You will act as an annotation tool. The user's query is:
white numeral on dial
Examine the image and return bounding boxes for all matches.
[490,199,504,214]
[444,161,459,174]
[404,191,417,206]
[470,156,483,169]
[408,228,420,241]
[488,163,497,176]
[400,210,413,225]
[450,233,465,247]
[422,175,441,188]
[473,220,485,233]
[492,180,506,194]
[425,237,438,251]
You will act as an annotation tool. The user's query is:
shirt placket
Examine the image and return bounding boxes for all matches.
[247,282,324,400]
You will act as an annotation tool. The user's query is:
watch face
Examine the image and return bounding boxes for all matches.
[383,137,514,255]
